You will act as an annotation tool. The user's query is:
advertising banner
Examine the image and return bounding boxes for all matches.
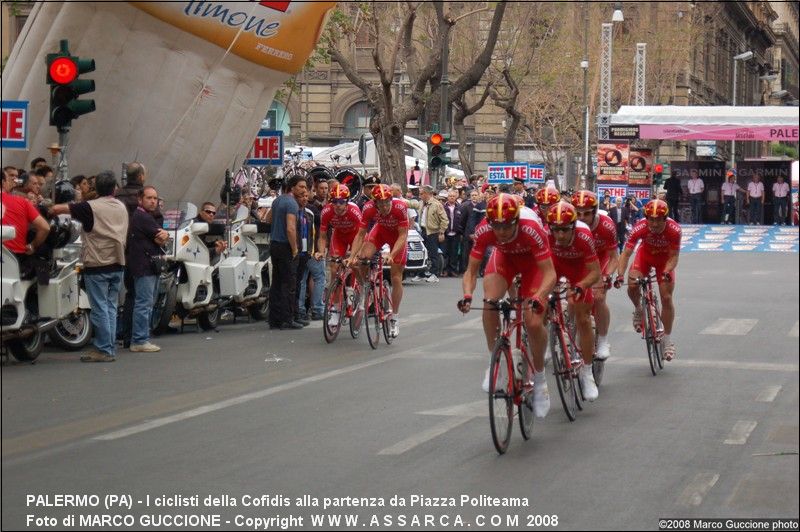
[1,101,29,150]
[628,148,652,187]
[245,129,283,166]
[487,163,528,185]
[131,1,335,73]
[627,187,651,202]
[639,124,798,142]
[527,164,546,184]
[597,184,627,200]
[597,142,628,183]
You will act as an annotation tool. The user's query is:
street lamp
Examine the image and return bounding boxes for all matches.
[731,50,753,169]
[611,2,624,22]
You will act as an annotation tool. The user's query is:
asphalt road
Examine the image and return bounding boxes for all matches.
[2,252,798,531]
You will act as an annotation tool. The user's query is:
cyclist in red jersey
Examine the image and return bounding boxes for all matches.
[616,199,681,361]
[458,193,557,418]
[572,190,618,361]
[546,201,602,401]
[316,184,362,278]
[351,184,409,337]
[534,186,561,229]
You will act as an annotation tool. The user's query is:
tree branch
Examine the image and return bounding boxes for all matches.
[330,46,372,93]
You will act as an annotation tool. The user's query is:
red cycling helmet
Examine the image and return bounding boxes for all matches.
[546,201,578,226]
[535,187,560,206]
[486,193,521,224]
[571,190,598,210]
[644,199,669,218]
[372,184,393,201]
[330,183,350,200]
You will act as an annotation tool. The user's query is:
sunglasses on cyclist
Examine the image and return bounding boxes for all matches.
[204,209,217,215]
[550,225,573,233]
[489,220,517,230]
[331,199,348,205]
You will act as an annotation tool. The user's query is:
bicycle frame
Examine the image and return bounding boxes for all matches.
[636,268,664,375]
[364,255,389,323]
[548,283,585,377]
[327,257,360,318]
[487,298,534,398]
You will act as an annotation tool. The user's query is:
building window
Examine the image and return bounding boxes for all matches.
[343,101,370,138]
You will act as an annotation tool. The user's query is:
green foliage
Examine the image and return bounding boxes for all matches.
[772,143,798,159]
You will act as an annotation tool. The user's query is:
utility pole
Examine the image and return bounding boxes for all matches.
[581,1,590,189]
[438,28,451,190]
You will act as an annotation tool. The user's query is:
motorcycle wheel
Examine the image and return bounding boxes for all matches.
[151,281,178,335]
[8,328,44,361]
[198,307,220,330]
[248,268,270,320]
[49,309,93,350]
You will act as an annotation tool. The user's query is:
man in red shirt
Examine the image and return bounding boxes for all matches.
[546,201,602,401]
[1,166,50,261]
[458,193,557,418]
[351,184,409,337]
[572,190,618,361]
[616,199,681,360]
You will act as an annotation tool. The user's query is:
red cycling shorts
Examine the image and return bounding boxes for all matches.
[631,249,675,283]
[365,225,407,265]
[485,249,544,299]
[330,230,357,258]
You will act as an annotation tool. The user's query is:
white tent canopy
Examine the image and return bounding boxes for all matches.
[610,105,799,127]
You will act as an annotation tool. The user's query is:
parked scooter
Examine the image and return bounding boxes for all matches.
[220,206,271,320]
[1,219,83,361]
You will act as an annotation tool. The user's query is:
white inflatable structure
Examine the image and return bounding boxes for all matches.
[1,1,333,203]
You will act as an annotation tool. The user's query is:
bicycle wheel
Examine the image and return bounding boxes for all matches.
[364,281,381,349]
[323,278,344,344]
[642,291,659,376]
[489,342,514,454]
[517,348,534,440]
[381,281,394,344]
[648,293,664,372]
[349,281,363,339]
[590,315,604,386]
[565,314,585,410]
[550,322,578,422]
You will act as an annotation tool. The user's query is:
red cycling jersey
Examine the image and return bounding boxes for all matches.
[321,202,362,257]
[548,221,599,303]
[471,218,551,298]
[359,199,410,231]
[625,218,681,280]
[590,213,618,271]
[361,199,410,265]
[624,218,681,256]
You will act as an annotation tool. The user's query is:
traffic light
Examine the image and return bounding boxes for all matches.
[653,163,664,186]
[427,132,452,169]
[47,39,95,132]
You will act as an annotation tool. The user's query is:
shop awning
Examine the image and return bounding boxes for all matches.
[609,105,799,142]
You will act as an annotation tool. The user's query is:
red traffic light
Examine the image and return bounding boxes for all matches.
[49,57,78,85]
[430,133,443,145]
[654,163,664,173]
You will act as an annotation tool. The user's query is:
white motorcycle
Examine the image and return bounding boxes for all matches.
[217,206,271,321]
[48,240,93,350]
[1,219,83,361]
[163,203,218,331]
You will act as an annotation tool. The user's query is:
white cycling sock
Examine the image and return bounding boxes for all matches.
[533,370,546,385]
[597,335,608,346]
[662,333,671,345]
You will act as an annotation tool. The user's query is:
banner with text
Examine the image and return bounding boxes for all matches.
[627,187,652,202]
[527,164,546,184]
[627,148,652,187]
[1,101,29,150]
[245,129,283,166]
[597,184,628,200]
[487,163,528,185]
[597,142,629,183]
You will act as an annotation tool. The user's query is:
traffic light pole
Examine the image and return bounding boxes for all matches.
[437,30,450,191]
[57,129,70,183]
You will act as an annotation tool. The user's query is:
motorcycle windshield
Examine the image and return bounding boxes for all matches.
[162,202,199,230]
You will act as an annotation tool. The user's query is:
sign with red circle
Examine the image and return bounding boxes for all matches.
[49,57,78,85]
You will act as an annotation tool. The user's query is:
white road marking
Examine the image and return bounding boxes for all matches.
[755,385,782,403]
[789,321,799,338]
[396,351,483,360]
[377,417,474,455]
[401,313,449,326]
[94,341,452,441]
[418,400,487,418]
[699,318,758,336]
[609,357,798,372]
[724,421,758,445]
[676,472,720,507]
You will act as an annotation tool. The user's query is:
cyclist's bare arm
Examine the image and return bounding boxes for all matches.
[533,257,558,307]
[315,232,328,260]
[579,259,602,292]
[662,248,679,278]
[605,247,620,280]
[617,247,633,279]
[349,228,367,263]
[462,256,481,298]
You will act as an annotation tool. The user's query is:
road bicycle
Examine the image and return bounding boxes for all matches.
[636,269,667,376]
[547,280,585,422]
[466,277,536,454]
[359,255,394,349]
[322,257,363,343]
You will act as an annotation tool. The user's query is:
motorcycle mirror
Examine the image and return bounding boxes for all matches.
[234,205,249,223]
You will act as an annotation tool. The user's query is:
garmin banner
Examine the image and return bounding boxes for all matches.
[679,225,797,253]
